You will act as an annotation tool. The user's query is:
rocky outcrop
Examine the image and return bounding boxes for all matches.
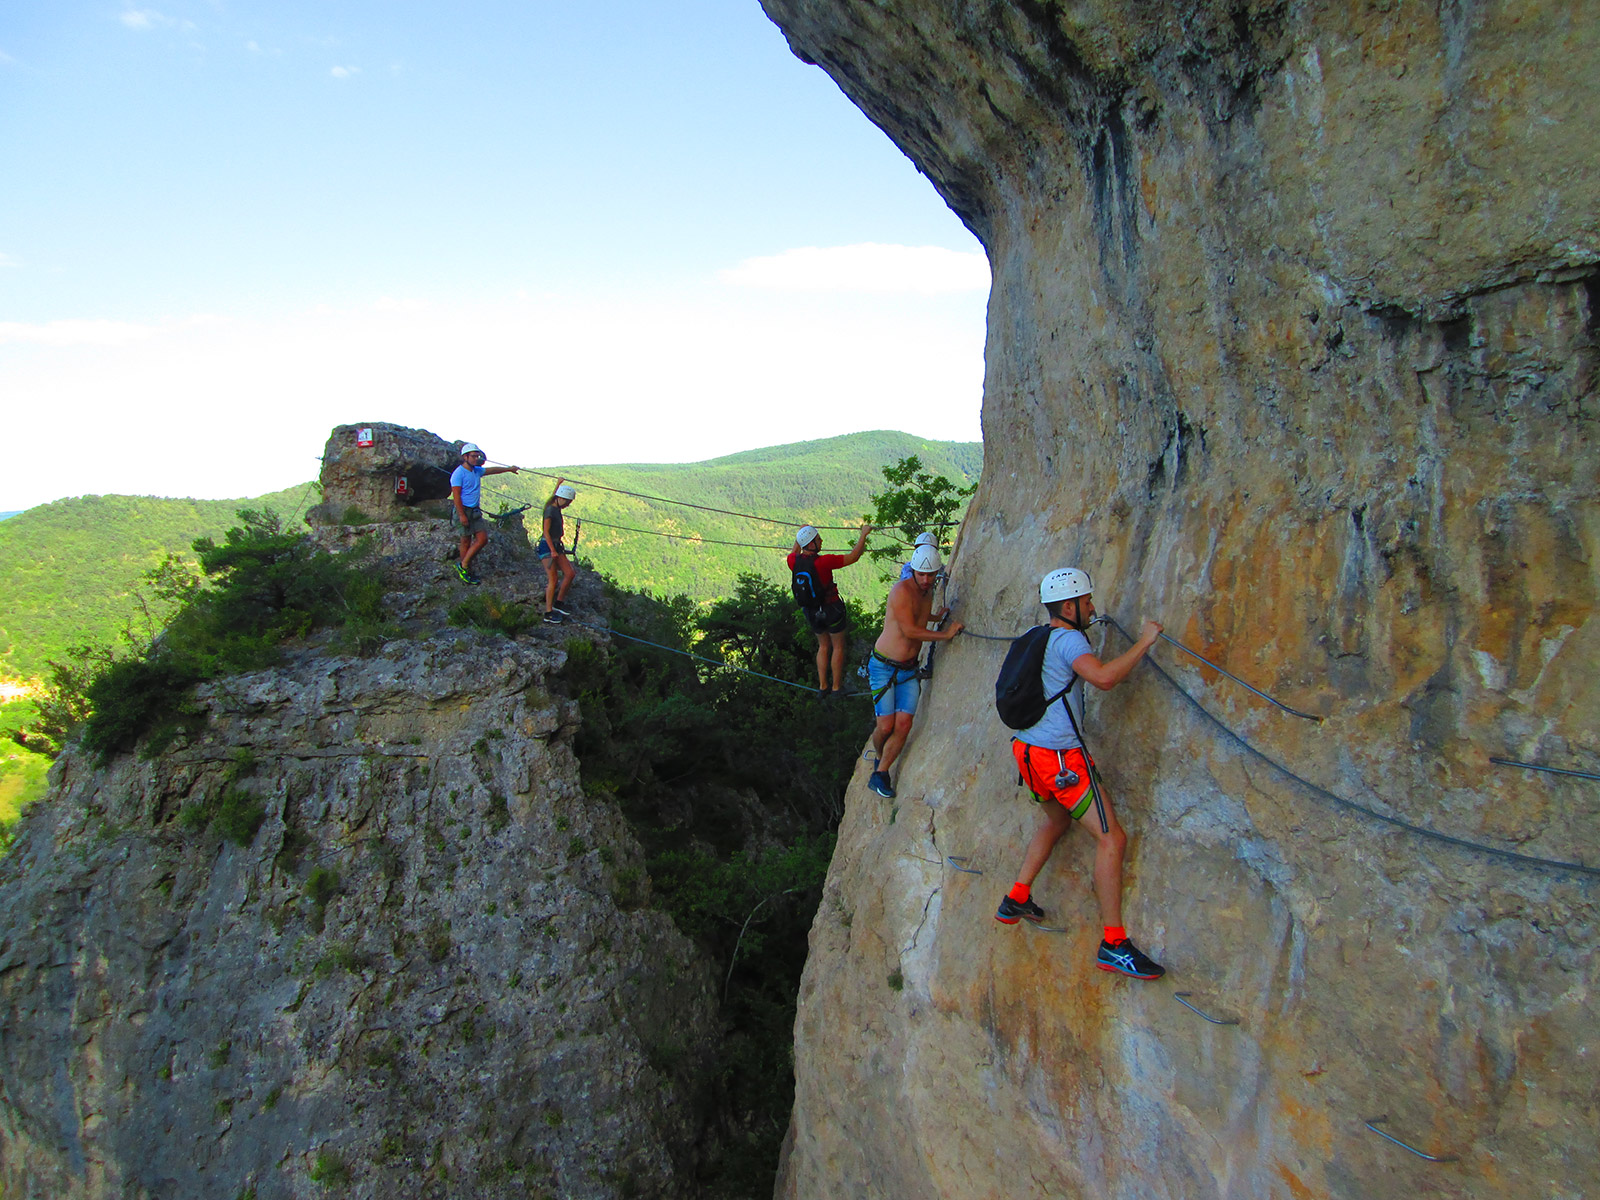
[763,2,1599,1197]
[0,523,717,1199]
[307,423,476,526]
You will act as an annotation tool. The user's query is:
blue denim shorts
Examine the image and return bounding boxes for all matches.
[868,655,920,717]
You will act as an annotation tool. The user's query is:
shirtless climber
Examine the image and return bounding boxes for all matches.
[865,543,962,798]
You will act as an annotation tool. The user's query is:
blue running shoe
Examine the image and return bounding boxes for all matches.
[1097,938,1165,980]
[995,894,1046,925]
[867,771,895,798]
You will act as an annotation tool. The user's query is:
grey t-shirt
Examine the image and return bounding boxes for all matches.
[1014,627,1091,750]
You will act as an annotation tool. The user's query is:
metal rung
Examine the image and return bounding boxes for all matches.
[1023,920,1069,934]
[1363,1116,1459,1163]
[945,856,983,875]
[1174,993,1239,1025]
[1490,757,1600,782]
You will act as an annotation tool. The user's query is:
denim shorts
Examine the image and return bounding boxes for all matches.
[868,655,920,717]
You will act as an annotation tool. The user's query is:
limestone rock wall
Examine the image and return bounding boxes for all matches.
[307,423,473,526]
[762,2,1599,1197]
[0,528,716,1200]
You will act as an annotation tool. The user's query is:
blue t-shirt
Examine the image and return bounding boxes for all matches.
[450,463,485,508]
[1014,627,1091,750]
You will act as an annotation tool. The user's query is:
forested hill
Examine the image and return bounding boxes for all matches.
[488,430,980,600]
[0,486,314,680]
[0,430,979,680]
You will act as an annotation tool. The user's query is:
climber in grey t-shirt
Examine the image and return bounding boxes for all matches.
[994,567,1166,981]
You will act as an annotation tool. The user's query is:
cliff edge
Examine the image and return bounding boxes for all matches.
[762,2,1598,1197]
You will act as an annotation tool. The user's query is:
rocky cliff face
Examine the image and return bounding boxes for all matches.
[0,525,717,1199]
[762,2,1598,1197]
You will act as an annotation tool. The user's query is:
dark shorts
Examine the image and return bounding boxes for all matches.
[458,507,487,536]
[802,600,849,635]
[1013,741,1098,821]
[536,538,569,562]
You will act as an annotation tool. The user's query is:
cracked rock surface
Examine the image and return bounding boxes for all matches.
[760,2,1599,1197]
[0,524,715,1200]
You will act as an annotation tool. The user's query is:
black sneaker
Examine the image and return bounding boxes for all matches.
[543,610,564,625]
[867,771,895,798]
[1097,938,1165,980]
[995,894,1046,925]
[552,604,572,616]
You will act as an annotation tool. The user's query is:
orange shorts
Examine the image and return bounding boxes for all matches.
[1012,740,1098,820]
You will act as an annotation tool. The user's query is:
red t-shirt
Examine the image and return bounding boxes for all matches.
[787,551,846,605]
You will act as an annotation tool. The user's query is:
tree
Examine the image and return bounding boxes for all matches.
[865,455,977,578]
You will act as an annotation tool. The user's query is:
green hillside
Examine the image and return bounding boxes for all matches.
[0,484,315,680]
[491,429,980,604]
[0,432,978,682]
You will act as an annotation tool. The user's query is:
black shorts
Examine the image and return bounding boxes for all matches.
[802,600,849,635]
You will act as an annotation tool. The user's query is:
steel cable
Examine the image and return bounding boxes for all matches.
[1099,616,1600,880]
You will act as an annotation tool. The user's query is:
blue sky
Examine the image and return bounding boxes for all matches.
[0,1,989,508]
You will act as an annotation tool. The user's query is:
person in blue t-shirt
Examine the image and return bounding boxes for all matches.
[450,442,520,584]
[994,567,1166,981]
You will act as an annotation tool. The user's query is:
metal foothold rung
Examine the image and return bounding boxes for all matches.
[1173,992,1239,1025]
[1363,1116,1459,1163]
[945,856,983,875]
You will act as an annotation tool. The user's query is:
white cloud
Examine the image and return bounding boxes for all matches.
[0,253,17,269]
[0,289,985,509]
[330,64,360,79]
[0,48,17,65]
[0,318,155,347]
[719,243,990,295]
[119,9,159,30]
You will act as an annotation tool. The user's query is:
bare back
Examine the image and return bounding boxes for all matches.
[874,577,937,662]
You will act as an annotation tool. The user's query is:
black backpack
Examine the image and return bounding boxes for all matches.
[995,626,1075,730]
[791,553,825,611]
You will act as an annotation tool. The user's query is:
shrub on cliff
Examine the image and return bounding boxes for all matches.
[71,509,393,760]
[559,580,862,1194]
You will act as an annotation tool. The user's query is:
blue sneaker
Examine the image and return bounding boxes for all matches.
[867,771,895,798]
[1096,938,1165,980]
[995,894,1045,925]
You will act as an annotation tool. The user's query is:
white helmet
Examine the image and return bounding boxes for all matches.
[908,544,943,574]
[460,442,483,457]
[1040,567,1092,604]
[795,525,820,548]
[554,484,576,501]
[914,531,938,548]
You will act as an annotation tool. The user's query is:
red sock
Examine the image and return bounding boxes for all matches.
[1103,925,1127,944]
[1008,882,1031,902]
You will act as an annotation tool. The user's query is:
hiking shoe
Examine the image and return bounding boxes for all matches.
[542,611,564,625]
[552,604,572,616]
[455,563,471,583]
[465,572,483,585]
[1097,938,1165,980]
[867,771,895,798]
[995,894,1046,925]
